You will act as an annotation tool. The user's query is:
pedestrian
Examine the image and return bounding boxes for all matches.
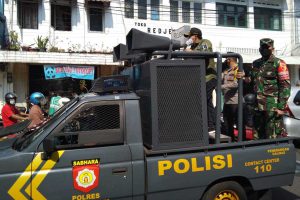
[79,80,88,94]
[237,38,291,139]
[184,27,217,132]
[221,55,239,141]
[28,92,47,128]
[1,92,28,127]
[48,92,61,117]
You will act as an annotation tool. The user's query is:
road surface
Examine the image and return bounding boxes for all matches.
[272,147,300,200]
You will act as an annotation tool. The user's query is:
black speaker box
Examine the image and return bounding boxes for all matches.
[136,59,208,150]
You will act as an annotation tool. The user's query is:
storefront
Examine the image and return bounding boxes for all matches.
[29,65,95,99]
[10,63,120,112]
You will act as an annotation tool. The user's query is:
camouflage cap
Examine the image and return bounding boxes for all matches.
[184,27,202,38]
[260,38,274,48]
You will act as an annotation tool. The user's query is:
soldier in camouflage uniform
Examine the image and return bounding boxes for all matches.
[246,38,291,139]
[184,28,217,132]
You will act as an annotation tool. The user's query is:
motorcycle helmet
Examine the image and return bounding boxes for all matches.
[30,92,46,105]
[58,97,70,107]
[5,92,17,104]
[244,93,256,105]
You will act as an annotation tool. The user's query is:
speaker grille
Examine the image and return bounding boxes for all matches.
[136,59,207,149]
[157,65,205,144]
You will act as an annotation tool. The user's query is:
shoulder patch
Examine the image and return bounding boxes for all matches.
[201,44,208,50]
[278,60,289,80]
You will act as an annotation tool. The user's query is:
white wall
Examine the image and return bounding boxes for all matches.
[12,63,28,109]
[3,0,293,57]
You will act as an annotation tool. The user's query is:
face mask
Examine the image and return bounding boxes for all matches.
[9,99,15,105]
[259,48,272,58]
[40,98,47,106]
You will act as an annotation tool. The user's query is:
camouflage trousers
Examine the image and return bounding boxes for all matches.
[253,111,285,139]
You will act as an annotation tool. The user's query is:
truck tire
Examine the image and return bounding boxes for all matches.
[202,181,247,200]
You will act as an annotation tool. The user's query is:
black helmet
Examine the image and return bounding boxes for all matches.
[5,92,17,104]
[244,93,256,105]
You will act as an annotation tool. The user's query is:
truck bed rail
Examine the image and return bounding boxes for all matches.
[144,137,294,156]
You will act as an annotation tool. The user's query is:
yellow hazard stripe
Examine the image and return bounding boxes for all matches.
[8,150,65,200]
[25,150,64,200]
[8,153,44,200]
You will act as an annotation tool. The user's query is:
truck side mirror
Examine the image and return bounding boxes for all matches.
[42,137,56,160]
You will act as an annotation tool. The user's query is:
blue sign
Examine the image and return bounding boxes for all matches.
[44,65,95,80]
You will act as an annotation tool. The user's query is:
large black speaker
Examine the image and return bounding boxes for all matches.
[126,28,181,53]
[113,43,128,62]
[136,59,208,150]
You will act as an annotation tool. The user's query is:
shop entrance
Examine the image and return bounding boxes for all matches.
[29,65,93,99]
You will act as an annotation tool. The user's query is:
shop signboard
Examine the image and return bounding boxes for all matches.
[44,65,95,80]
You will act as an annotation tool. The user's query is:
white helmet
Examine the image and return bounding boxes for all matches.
[58,97,70,107]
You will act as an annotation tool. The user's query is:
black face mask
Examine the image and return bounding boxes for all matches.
[259,48,272,58]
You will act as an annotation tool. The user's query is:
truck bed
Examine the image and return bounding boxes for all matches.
[144,138,296,200]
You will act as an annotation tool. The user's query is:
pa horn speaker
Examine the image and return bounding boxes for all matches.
[113,43,149,64]
[113,43,128,62]
[126,28,181,52]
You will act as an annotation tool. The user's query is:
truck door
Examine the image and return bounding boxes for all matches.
[32,101,133,200]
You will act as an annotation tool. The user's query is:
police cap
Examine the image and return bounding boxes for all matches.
[260,38,274,48]
[184,27,202,38]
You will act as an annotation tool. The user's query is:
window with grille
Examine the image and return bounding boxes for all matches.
[138,0,147,19]
[51,4,71,31]
[170,0,178,22]
[151,0,159,20]
[54,103,123,148]
[18,1,38,29]
[194,3,201,24]
[254,7,282,31]
[125,0,134,18]
[182,2,190,23]
[217,3,247,28]
[89,7,103,31]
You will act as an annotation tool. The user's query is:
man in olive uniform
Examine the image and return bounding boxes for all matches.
[242,38,290,139]
[184,27,217,132]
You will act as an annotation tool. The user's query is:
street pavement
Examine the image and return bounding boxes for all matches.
[272,147,300,200]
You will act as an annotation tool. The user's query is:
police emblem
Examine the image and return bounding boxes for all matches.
[76,168,96,188]
[72,159,100,193]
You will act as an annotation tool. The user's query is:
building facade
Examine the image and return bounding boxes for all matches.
[0,0,299,110]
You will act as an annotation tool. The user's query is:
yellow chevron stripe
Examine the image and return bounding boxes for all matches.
[25,151,64,200]
[8,153,44,200]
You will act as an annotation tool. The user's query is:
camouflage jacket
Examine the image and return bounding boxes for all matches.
[191,39,216,82]
[250,55,291,111]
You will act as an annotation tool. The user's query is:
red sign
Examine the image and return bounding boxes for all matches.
[73,161,99,193]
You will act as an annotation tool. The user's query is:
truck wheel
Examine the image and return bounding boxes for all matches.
[202,181,247,200]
